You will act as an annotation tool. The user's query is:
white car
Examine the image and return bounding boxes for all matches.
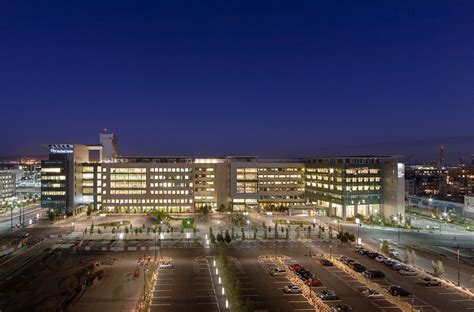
[399,269,417,276]
[421,277,441,286]
[283,284,302,294]
[389,250,399,258]
[159,262,174,269]
[375,255,387,262]
[363,289,384,299]
[270,268,287,276]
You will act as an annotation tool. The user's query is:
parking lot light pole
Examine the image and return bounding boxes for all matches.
[355,218,361,243]
[154,226,157,260]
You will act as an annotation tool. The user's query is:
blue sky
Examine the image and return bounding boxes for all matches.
[1,1,473,163]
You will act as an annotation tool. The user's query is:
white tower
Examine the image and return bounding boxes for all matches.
[100,130,118,161]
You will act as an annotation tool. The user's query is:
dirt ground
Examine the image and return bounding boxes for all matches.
[0,250,118,312]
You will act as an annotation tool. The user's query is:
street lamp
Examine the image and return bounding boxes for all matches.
[247,220,250,238]
[355,218,361,243]
[454,236,460,286]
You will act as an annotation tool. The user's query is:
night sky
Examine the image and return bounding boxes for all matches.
[1,1,473,163]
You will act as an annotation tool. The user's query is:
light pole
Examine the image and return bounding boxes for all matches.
[454,236,460,286]
[154,226,157,260]
[247,220,250,238]
[355,218,361,243]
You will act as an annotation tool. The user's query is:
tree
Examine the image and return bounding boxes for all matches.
[404,248,416,266]
[125,227,129,234]
[225,229,232,243]
[147,227,151,234]
[218,204,226,212]
[84,228,88,234]
[112,227,116,234]
[241,227,245,240]
[86,206,92,216]
[253,227,257,240]
[139,228,143,234]
[217,233,224,242]
[432,260,444,277]
[264,227,268,239]
[210,232,216,243]
[48,210,55,221]
[98,229,101,234]
[380,240,390,254]
[193,226,197,237]
[262,221,266,229]
[285,227,289,239]
[296,227,300,239]
[274,225,278,239]
[202,205,209,216]
[307,226,312,238]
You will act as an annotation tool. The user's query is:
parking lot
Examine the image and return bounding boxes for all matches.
[150,251,220,312]
[332,245,474,312]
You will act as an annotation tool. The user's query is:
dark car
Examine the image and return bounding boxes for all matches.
[320,259,334,266]
[349,262,366,272]
[331,304,354,312]
[362,270,385,279]
[389,285,412,297]
[345,259,357,266]
[367,251,379,259]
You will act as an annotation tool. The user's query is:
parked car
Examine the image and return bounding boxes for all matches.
[305,277,322,287]
[349,262,366,273]
[319,290,339,300]
[159,262,174,269]
[270,268,287,276]
[375,255,387,262]
[283,284,302,294]
[367,251,379,259]
[363,289,384,299]
[388,285,412,297]
[337,255,348,262]
[331,304,354,312]
[320,259,334,266]
[389,249,399,258]
[362,270,385,279]
[421,277,441,286]
[399,268,417,276]
[288,264,304,271]
[358,248,368,255]
[383,259,397,267]
[346,259,357,266]
[392,263,409,271]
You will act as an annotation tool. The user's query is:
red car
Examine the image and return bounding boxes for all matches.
[288,264,304,271]
[305,277,322,287]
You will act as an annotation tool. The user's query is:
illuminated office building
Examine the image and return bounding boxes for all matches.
[0,171,16,203]
[305,157,405,219]
[41,134,405,219]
